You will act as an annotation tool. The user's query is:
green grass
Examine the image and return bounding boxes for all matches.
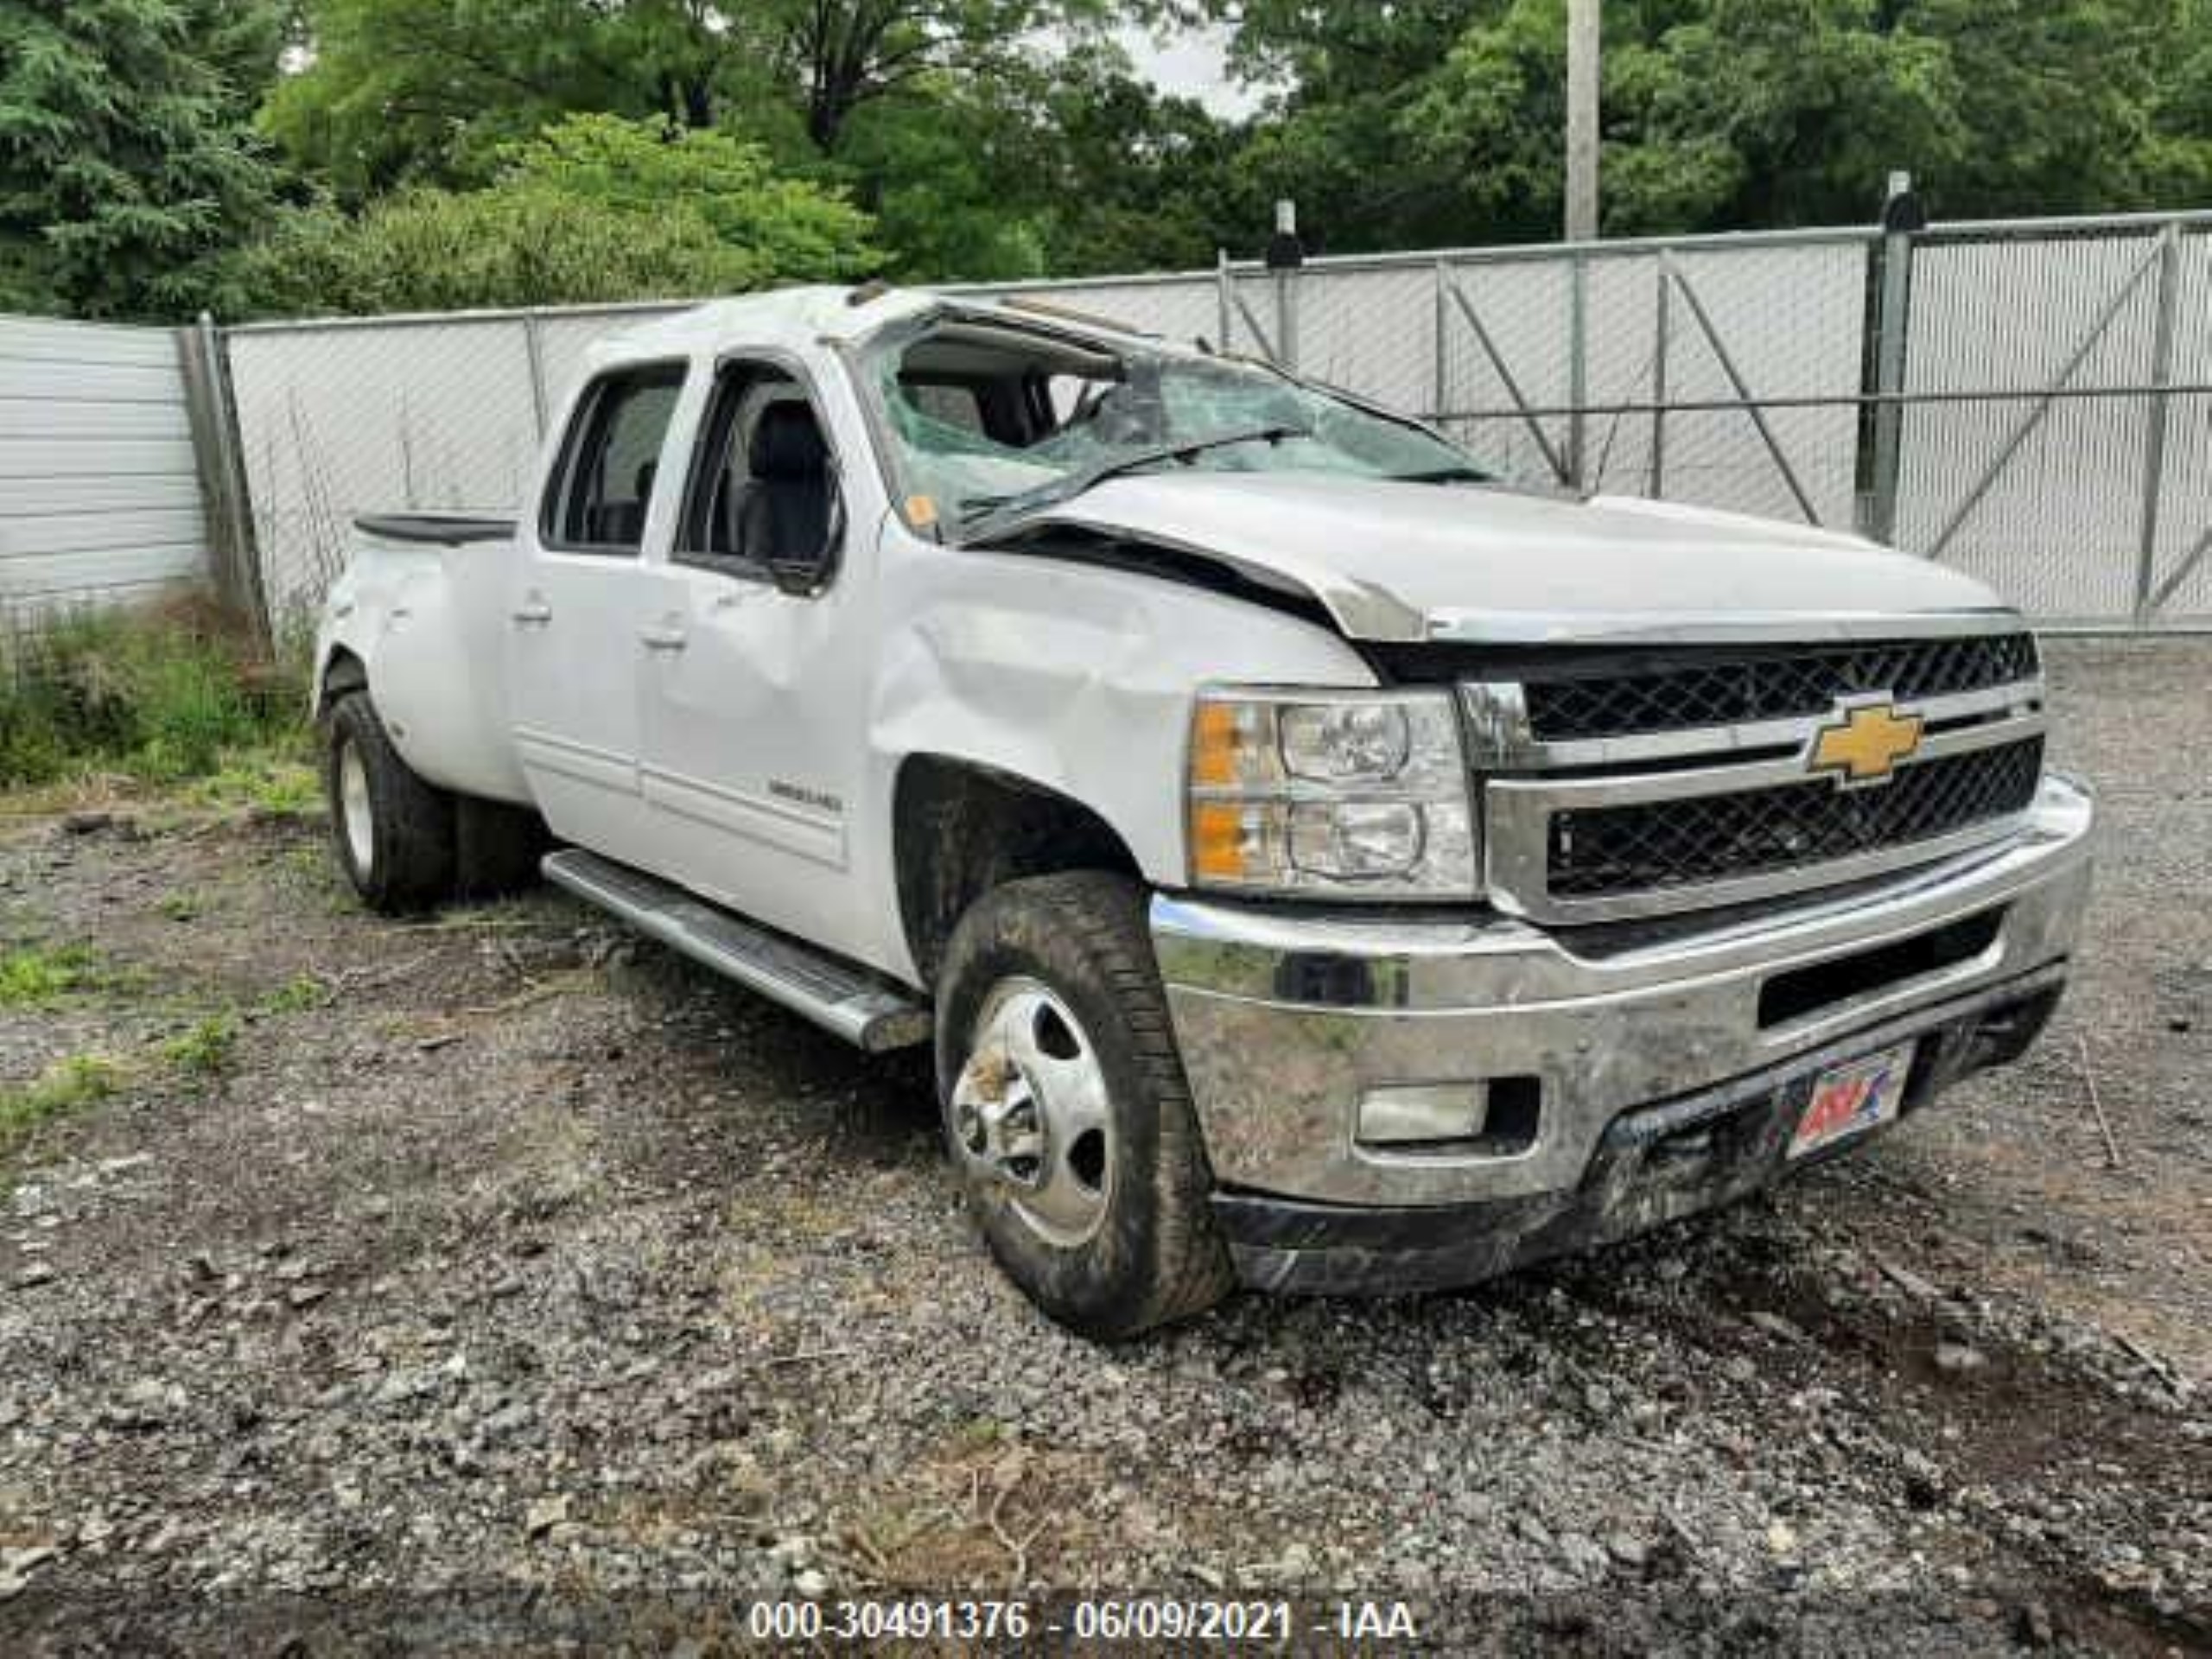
[182,750,321,817]
[1,600,308,791]
[156,891,205,923]
[0,1054,120,1149]
[161,1013,239,1077]
[0,944,108,1007]
[258,974,330,1014]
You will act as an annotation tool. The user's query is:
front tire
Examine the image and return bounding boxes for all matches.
[935,871,1233,1339]
[322,691,456,913]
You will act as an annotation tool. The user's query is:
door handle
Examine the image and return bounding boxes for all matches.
[511,601,553,626]
[639,624,689,652]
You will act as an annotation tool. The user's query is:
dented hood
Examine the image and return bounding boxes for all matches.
[983,471,2014,644]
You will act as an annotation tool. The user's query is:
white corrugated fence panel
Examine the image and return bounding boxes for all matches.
[1897,232,2164,622]
[2145,229,2212,624]
[1646,244,1866,529]
[1438,257,1576,486]
[0,315,210,613]
[1297,265,1437,412]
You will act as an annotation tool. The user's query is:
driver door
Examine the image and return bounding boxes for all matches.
[635,358,869,950]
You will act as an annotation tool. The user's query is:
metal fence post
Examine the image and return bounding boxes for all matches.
[2133,221,2183,621]
[1432,262,1449,421]
[1567,252,1589,489]
[183,314,270,643]
[522,313,550,440]
[1868,181,1919,543]
[1216,250,1233,353]
[1648,262,1670,498]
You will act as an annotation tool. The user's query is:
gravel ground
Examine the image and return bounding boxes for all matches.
[0,637,2204,1654]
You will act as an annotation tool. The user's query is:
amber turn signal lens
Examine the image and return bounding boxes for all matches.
[1189,701,1243,789]
[1189,801,1253,881]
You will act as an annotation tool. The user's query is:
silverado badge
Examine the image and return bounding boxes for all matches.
[1808,697,1924,787]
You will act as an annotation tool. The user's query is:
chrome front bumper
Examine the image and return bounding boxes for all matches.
[1150,775,2094,1215]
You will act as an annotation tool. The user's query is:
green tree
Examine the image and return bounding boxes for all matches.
[836,88,1054,281]
[746,0,1121,153]
[227,112,877,317]
[1027,60,1253,273]
[1592,0,1962,231]
[263,0,743,199]
[266,0,1128,199]
[0,0,287,318]
[830,49,1246,282]
[2145,0,2212,199]
[1897,0,2169,217]
[1203,0,2212,249]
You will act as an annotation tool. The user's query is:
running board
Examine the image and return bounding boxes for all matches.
[543,849,931,1052]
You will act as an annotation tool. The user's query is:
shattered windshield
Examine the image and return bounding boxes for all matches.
[861,311,1491,537]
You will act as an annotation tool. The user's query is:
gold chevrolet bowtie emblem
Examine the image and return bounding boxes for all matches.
[1808,699,1924,786]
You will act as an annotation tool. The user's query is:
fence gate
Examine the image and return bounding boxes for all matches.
[1896,217,2212,626]
[1426,234,1871,530]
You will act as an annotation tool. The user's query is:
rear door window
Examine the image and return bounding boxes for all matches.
[543,364,686,554]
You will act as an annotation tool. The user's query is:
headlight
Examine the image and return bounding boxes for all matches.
[1185,688,1477,898]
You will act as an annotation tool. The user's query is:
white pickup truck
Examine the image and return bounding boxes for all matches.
[314,285,2093,1338]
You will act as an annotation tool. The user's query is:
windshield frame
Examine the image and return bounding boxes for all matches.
[841,302,1490,546]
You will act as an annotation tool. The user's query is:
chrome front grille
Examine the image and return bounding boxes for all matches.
[1463,626,2049,924]
[1547,736,2045,899]
[1522,634,2041,743]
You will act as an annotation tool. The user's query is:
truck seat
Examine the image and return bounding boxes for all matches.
[739,403,830,566]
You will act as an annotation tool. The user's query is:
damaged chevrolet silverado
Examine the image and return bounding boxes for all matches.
[313,286,2094,1338]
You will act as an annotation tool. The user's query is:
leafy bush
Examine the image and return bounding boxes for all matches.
[0,601,308,788]
[229,114,879,318]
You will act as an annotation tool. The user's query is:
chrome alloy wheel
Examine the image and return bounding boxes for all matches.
[950,977,1115,1247]
[338,741,375,875]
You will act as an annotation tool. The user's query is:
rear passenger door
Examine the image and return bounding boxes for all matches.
[508,360,690,863]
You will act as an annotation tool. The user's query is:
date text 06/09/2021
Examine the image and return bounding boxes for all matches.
[740,1596,1420,1643]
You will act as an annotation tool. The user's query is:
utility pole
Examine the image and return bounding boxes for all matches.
[1266,200,1305,370]
[1564,0,1600,242]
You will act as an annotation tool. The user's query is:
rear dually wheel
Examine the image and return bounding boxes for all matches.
[321,691,457,913]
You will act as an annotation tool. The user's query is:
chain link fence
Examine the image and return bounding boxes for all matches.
[214,209,2212,632]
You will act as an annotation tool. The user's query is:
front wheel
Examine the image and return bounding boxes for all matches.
[935,871,1233,1339]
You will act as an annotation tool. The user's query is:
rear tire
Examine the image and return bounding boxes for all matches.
[935,871,1233,1339]
[454,796,550,898]
[323,691,456,913]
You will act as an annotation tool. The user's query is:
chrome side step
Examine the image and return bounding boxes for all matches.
[543,849,931,1052]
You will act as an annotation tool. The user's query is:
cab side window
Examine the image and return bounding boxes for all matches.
[677,362,842,589]
[543,364,685,554]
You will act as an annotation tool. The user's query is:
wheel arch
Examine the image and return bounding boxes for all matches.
[317,644,369,719]
[892,753,1145,989]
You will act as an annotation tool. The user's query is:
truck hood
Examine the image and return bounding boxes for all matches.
[980,472,2014,644]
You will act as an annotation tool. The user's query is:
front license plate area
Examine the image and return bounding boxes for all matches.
[1789,1042,1914,1160]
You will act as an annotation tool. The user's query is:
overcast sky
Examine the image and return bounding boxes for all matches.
[1115,21,1261,118]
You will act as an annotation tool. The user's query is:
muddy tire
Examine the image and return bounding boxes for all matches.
[935,871,1233,1339]
[323,691,456,913]
[454,796,550,898]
